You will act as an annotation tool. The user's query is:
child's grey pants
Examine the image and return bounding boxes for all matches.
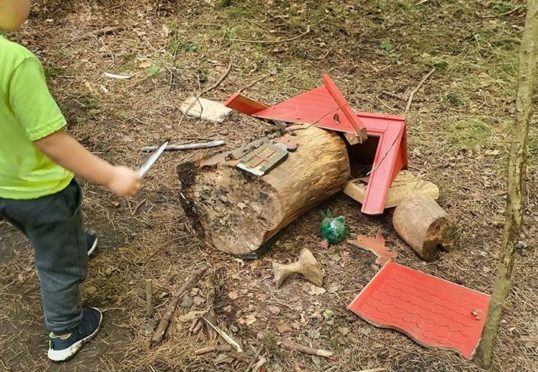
[0,181,87,333]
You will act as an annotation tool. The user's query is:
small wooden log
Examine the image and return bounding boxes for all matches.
[392,194,449,261]
[273,248,323,288]
[178,126,350,255]
[344,170,439,209]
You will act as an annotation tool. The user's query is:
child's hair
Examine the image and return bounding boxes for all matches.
[0,0,31,32]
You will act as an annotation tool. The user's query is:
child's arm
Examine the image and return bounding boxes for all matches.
[34,131,141,196]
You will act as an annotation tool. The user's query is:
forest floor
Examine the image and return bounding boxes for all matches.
[1,0,537,371]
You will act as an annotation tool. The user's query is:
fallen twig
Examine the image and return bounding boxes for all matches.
[405,68,435,112]
[230,26,311,44]
[358,368,386,372]
[204,61,233,94]
[238,73,272,94]
[142,140,225,152]
[178,61,232,127]
[191,318,204,334]
[104,72,133,80]
[75,26,124,41]
[379,91,407,101]
[150,268,207,346]
[133,199,146,215]
[178,310,207,323]
[145,279,153,317]
[280,339,333,358]
[245,345,264,372]
[202,317,243,352]
[252,357,267,372]
[194,345,232,355]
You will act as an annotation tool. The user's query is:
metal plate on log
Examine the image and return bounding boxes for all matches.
[236,143,288,176]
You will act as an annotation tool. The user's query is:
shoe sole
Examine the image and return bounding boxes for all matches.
[47,308,102,362]
[87,236,98,256]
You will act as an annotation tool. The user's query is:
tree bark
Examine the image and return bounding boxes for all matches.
[178,126,350,256]
[474,1,538,368]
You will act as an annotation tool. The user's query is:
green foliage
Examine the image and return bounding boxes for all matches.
[493,1,518,15]
[147,65,161,78]
[262,331,278,352]
[381,39,394,52]
[167,40,199,55]
[445,119,492,149]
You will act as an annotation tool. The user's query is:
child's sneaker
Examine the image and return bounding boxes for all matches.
[86,230,98,256]
[47,307,103,362]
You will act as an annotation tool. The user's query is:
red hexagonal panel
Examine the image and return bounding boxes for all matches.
[348,262,490,359]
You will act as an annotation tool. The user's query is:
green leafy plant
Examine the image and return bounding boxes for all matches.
[381,39,394,52]
[147,65,161,78]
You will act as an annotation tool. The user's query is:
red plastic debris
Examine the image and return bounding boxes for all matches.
[224,93,268,115]
[223,75,409,215]
[358,113,408,215]
[348,262,490,359]
[347,231,397,265]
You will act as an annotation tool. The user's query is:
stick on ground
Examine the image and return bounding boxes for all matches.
[142,140,225,152]
[74,26,124,42]
[194,345,232,355]
[281,340,333,358]
[405,68,435,112]
[245,344,264,372]
[178,61,233,127]
[150,268,207,346]
[230,26,311,44]
[203,317,243,352]
[145,279,153,317]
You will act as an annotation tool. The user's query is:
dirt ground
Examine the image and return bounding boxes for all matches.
[1,0,537,371]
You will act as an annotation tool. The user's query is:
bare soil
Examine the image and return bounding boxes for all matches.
[1,0,537,371]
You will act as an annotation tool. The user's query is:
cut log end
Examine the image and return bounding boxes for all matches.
[189,166,282,255]
[393,194,453,261]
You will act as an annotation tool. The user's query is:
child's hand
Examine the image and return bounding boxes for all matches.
[106,166,142,196]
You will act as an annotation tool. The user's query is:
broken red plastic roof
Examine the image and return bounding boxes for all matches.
[348,262,490,359]
[224,75,409,215]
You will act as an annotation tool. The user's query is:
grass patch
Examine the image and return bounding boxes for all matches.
[445,118,492,150]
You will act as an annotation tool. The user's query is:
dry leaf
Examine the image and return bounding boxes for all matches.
[228,291,239,300]
[268,306,281,315]
[276,322,292,334]
[242,314,256,325]
[308,284,326,296]
[138,61,152,69]
[328,284,342,294]
[193,295,206,306]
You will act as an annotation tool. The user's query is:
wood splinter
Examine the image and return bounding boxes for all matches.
[273,248,323,288]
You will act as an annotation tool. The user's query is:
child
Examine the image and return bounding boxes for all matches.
[0,0,141,362]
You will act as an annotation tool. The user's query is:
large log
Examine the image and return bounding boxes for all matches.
[178,126,350,256]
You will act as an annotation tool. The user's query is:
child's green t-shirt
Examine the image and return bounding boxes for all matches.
[0,34,73,200]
